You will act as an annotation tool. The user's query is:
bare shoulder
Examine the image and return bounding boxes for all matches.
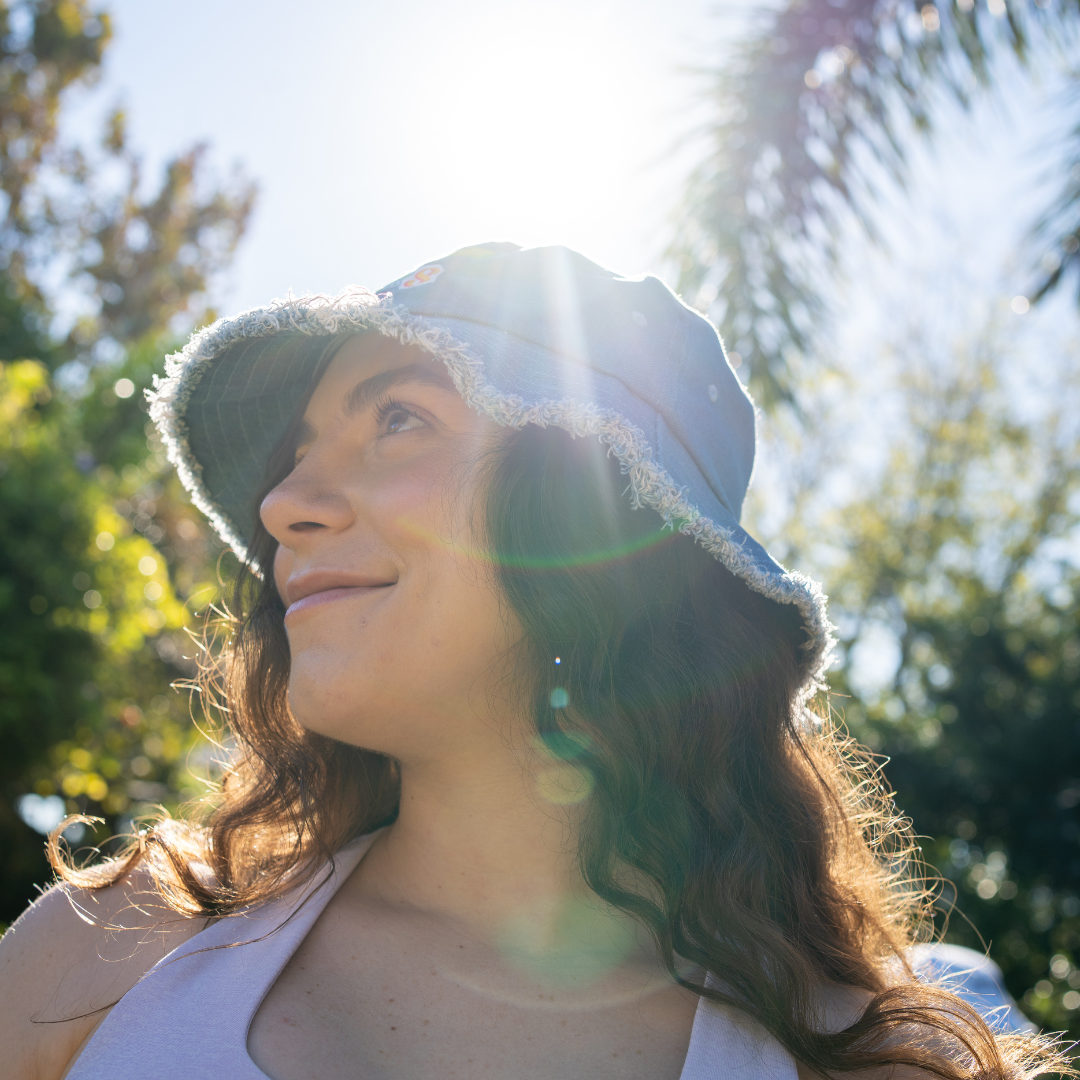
[0,866,206,1080]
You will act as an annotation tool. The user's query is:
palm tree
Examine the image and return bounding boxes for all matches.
[672,0,1077,410]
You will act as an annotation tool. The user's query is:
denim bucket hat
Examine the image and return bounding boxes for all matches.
[148,242,835,686]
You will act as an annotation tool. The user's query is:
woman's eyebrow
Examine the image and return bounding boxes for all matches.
[342,364,457,419]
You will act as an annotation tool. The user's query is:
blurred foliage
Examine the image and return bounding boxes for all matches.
[681,0,1080,1034]
[0,0,110,281]
[673,0,1078,409]
[0,0,255,356]
[0,0,250,919]
[0,346,234,918]
[749,324,1080,1031]
[82,143,254,344]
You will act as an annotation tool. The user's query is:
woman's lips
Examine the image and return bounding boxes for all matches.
[285,584,393,619]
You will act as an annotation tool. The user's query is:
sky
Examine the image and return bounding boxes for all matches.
[66,0,722,311]
[63,0,1076,358]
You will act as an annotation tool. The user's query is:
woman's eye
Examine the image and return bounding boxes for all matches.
[381,406,426,436]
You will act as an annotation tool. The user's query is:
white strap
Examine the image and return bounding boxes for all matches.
[680,982,799,1080]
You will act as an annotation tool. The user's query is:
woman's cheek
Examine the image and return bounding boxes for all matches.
[362,454,468,553]
[273,543,294,602]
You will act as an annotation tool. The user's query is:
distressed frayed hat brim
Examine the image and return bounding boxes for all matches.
[149,248,836,690]
[150,244,833,686]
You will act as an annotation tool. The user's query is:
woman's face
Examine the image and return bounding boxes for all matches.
[260,333,519,761]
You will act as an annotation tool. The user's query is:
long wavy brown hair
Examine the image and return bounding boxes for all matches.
[55,419,1070,1080]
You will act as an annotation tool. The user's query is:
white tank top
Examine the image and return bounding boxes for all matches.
[65,832,799,1080]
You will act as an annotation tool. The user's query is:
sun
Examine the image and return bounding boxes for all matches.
[370,1,674,263]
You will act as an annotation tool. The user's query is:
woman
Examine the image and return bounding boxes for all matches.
[0,243,1057,1080]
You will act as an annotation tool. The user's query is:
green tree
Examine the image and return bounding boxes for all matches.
[749,322,1080,1030]
[0,0,253,920]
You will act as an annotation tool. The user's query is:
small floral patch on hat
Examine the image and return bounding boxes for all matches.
[400,263,444,288]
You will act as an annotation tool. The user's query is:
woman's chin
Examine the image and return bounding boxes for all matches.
[286,680,398,752]
[288,681,362,741]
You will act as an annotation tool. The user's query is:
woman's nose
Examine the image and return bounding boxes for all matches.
[259,455,355,547]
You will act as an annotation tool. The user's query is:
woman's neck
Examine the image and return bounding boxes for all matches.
[349,738,651,980]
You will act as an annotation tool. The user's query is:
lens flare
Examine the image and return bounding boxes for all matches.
[535,763,594,806]
[532,731,594,805]
[393,509,682,571]
[494,895,637,989]
[537,730,591,760]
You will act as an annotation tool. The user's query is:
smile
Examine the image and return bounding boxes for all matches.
[285,584,394,618]
[284,569,397,619]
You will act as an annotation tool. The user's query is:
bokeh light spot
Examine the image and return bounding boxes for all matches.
[494,894,635,990]
[538,730,591,760]
[536,763,594,805]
